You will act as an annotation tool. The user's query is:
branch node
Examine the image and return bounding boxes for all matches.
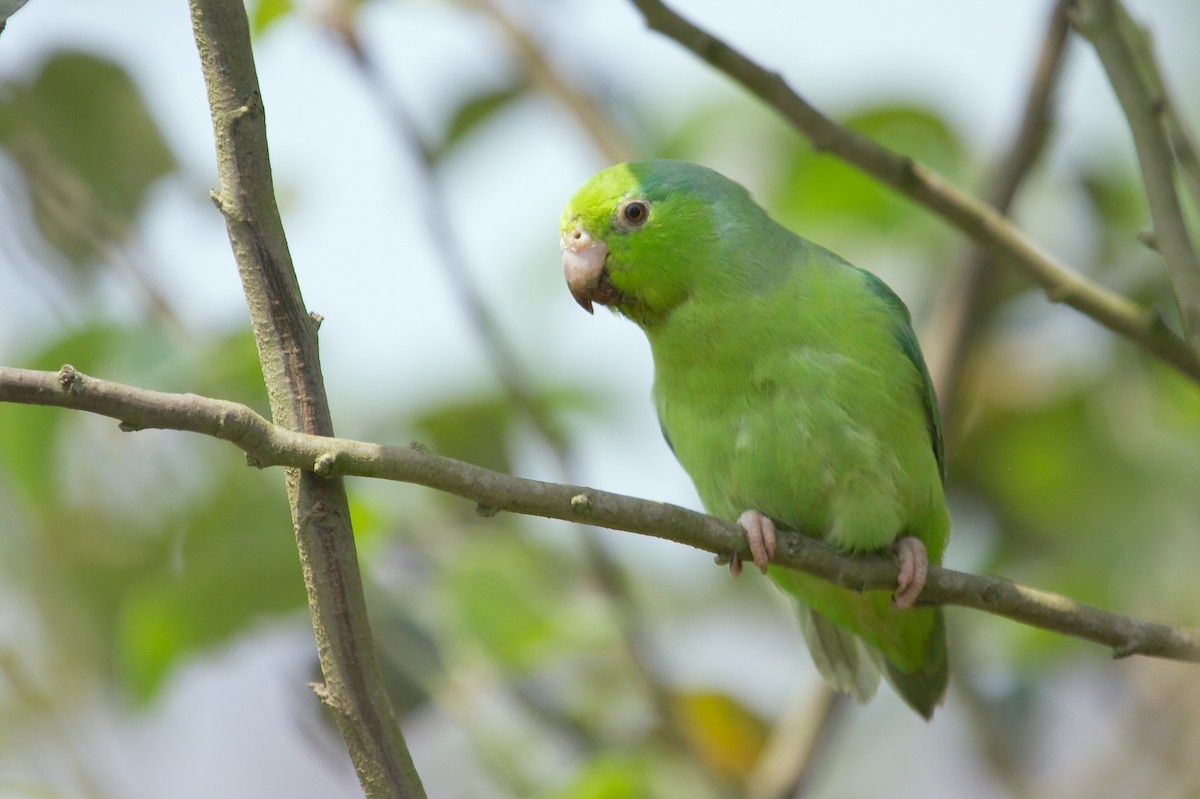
[475,503,500,518]
[118,420,142,432]
[1112,641,1140,659]
[57,364,80,395]
[978,580,1004,605]
[569,493,592,513]
[314,452,337,477]
[244,451,266,469]
[1136,228,1159,251]
[1045,284,1070,303]
[408,441,430,454]
[310,311,324,331]
[231,90,262,121]
[1147,309,1172,334]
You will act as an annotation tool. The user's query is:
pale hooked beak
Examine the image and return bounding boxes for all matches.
[562,224,609,314]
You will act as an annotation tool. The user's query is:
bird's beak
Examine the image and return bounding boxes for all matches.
[562,224,608,314]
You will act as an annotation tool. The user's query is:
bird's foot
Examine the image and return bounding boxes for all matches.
[729,509,776,577]
[892,536,928,609]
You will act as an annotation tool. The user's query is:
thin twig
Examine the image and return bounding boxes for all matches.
[333,26,569,454]
[744,688,842,799]
[625,0,1200,383]
[464,0,634,163]
[4,364,1199,664]
[949,667,1036,798]
[1110,3,1200,208]
[1070,0,1200,349]
[932,0,1073,420]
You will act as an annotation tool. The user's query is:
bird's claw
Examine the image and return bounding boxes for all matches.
[731,509,776,576]
[892,536,928,609]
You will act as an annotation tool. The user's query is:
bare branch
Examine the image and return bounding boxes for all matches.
[1070,0,1200,349]
[1107,3,1200,209]
[931,0,1073,418]
[464,0,635,164]
[188,1,425,795]
[4,364,1198,664]
[625,0,1200,383]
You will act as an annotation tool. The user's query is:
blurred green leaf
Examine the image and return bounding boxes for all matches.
[0,51,176,268]
[442,534,606,670]
[0,322,305,702]
[413,385,598,474]
[370,603,441,717]
[250,0,294,36]
[415,394,517,474]
[954,357,1200,663]
[0,324,153,508]
[117,468,302,701]
[541,752,649,799]
[770,103,967,234]
[432,81,530,162]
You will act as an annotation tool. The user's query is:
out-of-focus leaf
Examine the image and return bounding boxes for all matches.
[1075,164,1172,308]
[415,395,516,474]
[544,748,722,799]
[770,104,966,234]
[0,51,176,268]
[431,81,530,162]
[652,97,783,165]
[117,468,302,701]
[1077,164,1145,235]
[370,602,441,717]
[0,324,154,508]
[442,534,607,670]
[0,322,305,701]
[954,355,1200,664]
[413,385,598,474]
[542,752,649,799]
[674,690,768,782]
[170,328,268,411]
[250,0,294,36]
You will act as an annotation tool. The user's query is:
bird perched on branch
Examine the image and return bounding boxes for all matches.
[561,160,948,718]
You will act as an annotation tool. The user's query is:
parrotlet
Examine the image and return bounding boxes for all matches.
[560,160,949,718]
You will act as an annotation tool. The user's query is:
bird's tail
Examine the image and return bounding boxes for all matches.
[777,566,948,718]
[795,604,947,718]
[795,605,880,702]
[879,607,948,719]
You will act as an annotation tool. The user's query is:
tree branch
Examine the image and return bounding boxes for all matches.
[187,1,425,795]
[932,0,1073,417]
[1104,2,1200,210]
[1070,0,1200,350]
[463,0,635,164]
[625,0,1200,384]
[4,364,1198,664]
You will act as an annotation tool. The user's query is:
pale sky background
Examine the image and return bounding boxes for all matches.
[1,1,1197,796]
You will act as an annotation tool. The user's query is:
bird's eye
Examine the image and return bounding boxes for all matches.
[621,200,649,227]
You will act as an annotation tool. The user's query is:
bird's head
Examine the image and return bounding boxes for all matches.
[560,159,758,327]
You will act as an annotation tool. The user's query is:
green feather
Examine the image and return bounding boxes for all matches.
[563,160,950,718]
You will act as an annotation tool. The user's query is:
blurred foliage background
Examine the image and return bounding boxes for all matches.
[1,1,1199,797]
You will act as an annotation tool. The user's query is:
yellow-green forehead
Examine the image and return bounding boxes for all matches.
[561,162,643,232]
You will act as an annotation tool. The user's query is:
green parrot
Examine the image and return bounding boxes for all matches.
[560,160,948,718]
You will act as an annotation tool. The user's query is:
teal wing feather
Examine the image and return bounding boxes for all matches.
[856,268,945,483]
